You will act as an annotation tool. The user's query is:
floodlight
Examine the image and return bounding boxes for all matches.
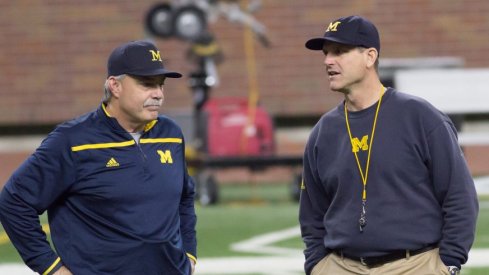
[145,3,174,38]
[172,5,207,42]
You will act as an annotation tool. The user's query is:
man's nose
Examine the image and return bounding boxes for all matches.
[323,54,334,66]
[152,86,164,98]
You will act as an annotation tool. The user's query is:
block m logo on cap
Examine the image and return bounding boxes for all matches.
[149,50,162,61]
[326,21,341,32]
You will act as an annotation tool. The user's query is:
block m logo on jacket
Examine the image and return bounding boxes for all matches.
[157,150,173,164]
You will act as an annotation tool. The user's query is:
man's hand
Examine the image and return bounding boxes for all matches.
[53,266,73,275]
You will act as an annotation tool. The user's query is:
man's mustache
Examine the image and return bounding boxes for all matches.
[143,99,163,107]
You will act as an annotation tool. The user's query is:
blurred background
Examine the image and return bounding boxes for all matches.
[1,1,489,274]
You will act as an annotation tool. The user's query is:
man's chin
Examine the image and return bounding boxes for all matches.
[143,110,159,121]
[329,85,342,92]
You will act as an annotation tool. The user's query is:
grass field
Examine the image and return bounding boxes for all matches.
[1,182,488,274]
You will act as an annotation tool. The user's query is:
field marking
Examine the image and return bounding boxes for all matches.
[197,256,304,274]
[466,249,489,267]
[231,226,301,255]
[0,264,36,275]
[475,176,489,195]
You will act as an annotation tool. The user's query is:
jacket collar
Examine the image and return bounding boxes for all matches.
[98,103,158,133]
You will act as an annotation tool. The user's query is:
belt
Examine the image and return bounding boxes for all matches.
[333,244,437,268]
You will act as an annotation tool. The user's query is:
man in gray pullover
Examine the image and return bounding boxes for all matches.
[299,15,478,275]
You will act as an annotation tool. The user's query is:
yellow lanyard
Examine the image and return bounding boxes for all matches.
[344,86,385,202]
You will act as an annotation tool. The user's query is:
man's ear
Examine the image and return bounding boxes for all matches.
[366,48,378,69]
[107,76,122,99]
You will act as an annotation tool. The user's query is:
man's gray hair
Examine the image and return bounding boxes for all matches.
[103,74,126,103]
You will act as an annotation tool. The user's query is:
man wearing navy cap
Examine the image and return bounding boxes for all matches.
[299,16,478,275]
[0,40,197,275]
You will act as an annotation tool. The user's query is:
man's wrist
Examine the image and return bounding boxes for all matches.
[447,266,460,275]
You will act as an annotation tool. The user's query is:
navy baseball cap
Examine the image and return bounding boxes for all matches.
[305,15,380,53]
[107,40,182,78]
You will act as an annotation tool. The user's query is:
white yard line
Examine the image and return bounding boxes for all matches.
[465,249,489,267]
[196,256,304,274]
[475,176,489,195]
[231,226,301,256]
[0,264,35,275]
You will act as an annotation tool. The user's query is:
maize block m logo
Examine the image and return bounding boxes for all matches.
[157,150,173,164]
[149,50,162,61]
[351,135,369,153]
[326,21,341,32]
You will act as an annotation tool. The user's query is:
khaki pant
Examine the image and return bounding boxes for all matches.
[311,248,450,275]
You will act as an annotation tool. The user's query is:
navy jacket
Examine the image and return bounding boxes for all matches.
[0,105,197,275]
[299,88,478,274]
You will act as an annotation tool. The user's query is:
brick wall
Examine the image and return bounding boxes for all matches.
[1,0,489,125]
